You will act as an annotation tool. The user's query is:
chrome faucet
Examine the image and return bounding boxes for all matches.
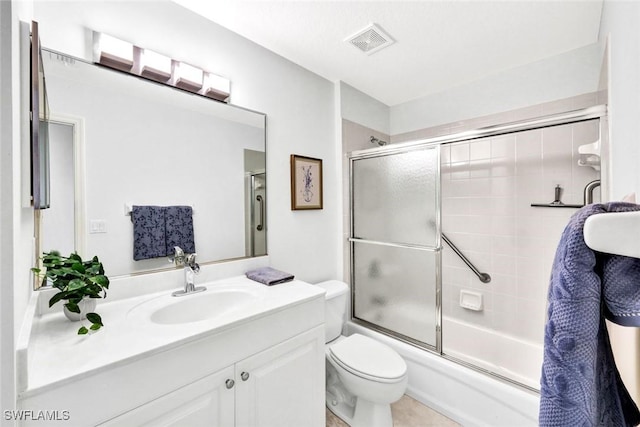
[170,247,206,297]
[168,246,185,267]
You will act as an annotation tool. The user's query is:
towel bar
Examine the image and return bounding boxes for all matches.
[124,203,195,216]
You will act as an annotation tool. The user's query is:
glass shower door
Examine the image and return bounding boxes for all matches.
[350,146,440,348]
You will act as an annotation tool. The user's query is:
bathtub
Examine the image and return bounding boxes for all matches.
[346,321,540,426]
[443,316,543,390]
[357,301,542,388]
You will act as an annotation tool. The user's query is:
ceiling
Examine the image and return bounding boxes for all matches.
[173,0,603,107]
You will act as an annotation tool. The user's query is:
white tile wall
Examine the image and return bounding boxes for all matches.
[441,119,600,355]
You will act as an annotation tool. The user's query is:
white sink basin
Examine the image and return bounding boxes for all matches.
[152,289,260,324]
[128,283,266,325]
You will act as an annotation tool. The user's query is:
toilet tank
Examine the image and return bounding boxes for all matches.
[316,280,349,343]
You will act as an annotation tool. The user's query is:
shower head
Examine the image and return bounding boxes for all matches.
[370,136,387,146]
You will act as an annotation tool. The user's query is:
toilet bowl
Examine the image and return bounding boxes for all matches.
[317,281,408,427]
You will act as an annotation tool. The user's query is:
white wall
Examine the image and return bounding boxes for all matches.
[599,0,640,200]
[32,0,339,284]
[0,2,14,421]
[390,41,604,135]
[1,2,35,423]
[340,82,390,135]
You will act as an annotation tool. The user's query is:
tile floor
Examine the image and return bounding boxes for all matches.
[325,394,461,427]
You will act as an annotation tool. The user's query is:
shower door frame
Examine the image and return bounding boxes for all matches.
[349,144,443,353]
[348,104,609,382]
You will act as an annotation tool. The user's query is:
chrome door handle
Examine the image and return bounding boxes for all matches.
[256,195,264,231]
[225,379,235,389]
[240,371,250,381]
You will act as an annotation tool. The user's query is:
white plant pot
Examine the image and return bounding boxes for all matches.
[63,298,97,322]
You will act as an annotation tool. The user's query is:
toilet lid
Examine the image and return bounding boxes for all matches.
[329,334,407,381]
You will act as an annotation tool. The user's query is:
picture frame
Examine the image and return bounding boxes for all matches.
[290,154,323,210]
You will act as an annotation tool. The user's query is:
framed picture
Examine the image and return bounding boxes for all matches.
[290,155,323,210]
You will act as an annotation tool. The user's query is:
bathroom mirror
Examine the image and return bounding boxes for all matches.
[37,48,267,280]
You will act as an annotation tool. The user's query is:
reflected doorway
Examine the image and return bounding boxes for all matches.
[40,121,75,255]
[244,149,267,257]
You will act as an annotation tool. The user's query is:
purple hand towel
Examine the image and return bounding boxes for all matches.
[246,267,294,286]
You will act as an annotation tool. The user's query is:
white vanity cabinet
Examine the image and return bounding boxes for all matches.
[98,366,236,427]
[99,327,325,427]
[18,280,326,427]
[235,327,324,427]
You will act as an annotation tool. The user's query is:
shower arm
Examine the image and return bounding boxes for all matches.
[442,233,491,284]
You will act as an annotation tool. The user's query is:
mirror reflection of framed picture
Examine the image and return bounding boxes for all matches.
[290,155,323,210]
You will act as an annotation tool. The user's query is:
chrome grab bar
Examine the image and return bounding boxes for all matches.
[256,195,264,231]
[442,233,491,283]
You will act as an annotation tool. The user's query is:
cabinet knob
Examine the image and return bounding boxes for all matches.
[225,379,235,389]
[240,371,250,381]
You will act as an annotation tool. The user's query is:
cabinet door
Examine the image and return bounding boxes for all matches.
[98,365,235,427]
[235,326,325,427]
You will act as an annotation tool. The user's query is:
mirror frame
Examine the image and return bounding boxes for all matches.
[30,20,51,210]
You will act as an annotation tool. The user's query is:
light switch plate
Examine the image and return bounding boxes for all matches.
[89,220,107,234]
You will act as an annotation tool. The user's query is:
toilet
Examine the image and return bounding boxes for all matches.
[317,280,408,427]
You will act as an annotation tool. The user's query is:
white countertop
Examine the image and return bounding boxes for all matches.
[18,275,325,397]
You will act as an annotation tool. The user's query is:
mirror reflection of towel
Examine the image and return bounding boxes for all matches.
[132,205,167,260]
[165,205,195,255]
[131,205,196,261]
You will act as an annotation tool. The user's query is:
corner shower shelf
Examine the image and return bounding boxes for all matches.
[577,139,601,171]
[531,203,584,208]
[531,185,583,208]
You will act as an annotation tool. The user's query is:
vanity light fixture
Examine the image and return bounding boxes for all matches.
[174,61,203,92]
[92,31,230,102]
[94,32,134,72]
[202,72,230,102]
[139,48,172,83]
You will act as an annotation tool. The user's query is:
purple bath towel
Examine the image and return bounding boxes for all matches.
[540,202,640,426]
[246,267,294,286]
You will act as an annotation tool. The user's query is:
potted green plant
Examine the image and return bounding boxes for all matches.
[32,251,110,335]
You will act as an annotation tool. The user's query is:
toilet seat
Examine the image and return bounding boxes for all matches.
[329,334,407,383]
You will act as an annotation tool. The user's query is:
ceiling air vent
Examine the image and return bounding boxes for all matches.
[345,23,395,55]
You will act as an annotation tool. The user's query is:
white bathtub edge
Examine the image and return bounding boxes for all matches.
[346,322,540,427]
